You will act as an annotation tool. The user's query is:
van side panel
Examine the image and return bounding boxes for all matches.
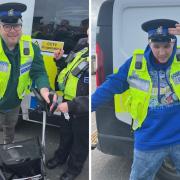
[96,0,133,157]
[96,103,133,157]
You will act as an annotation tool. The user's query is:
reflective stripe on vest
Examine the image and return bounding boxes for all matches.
[114,48,180,130]
[57,47,88,100]
[0,35,34,100]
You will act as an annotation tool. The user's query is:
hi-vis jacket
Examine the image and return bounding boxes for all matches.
[115,48,180,130]
[57,47,89,101]
[0,35,34,100]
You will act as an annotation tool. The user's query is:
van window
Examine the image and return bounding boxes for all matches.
[32,0,89,53]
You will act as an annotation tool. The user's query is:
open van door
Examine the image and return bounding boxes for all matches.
[0,0,88,126]
[96,0,180,179]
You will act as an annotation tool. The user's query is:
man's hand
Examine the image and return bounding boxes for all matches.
[40,88,57,110]
[56,102,69,113]
[168,24,180,35]
[54,48,64,60]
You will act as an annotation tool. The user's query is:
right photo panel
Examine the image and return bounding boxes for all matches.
[91,0,180,180]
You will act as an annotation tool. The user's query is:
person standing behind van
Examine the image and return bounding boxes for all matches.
[46,31,89,180]
[92,19,180,180]
[0,2,55,144]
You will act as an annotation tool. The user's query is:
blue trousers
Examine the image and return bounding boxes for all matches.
[129,144,180,180]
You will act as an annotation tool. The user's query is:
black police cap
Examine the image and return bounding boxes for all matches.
[0,2,27,24]
[142,19,178,42]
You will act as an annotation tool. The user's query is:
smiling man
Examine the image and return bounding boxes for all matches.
[0,2,55,144]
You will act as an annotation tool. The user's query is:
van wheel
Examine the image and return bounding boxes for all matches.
[157,157,180,180]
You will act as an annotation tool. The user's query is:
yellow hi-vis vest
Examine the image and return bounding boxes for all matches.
[57,47,89,100]
[0,35,34,100]
[114,48,180,130]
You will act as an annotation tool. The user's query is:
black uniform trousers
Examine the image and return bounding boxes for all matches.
[55,113,89,175]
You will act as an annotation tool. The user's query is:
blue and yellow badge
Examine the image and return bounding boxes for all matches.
[0,2,26,23]
[142,19,178,42]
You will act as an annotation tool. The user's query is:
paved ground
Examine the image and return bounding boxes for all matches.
[0,121,88,180]
[92,149,132,180]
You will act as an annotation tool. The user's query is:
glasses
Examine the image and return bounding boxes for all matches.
[0,23,22,32]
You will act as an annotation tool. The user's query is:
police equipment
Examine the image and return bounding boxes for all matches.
[0,2,27,24]
[0,89,57,180]
[57,96,70,121]
[31,88,58,116]
[0,138,44,180]
[142,19,178,42]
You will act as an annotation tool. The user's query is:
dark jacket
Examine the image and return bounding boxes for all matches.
[0,39,49,110]
[55,44,89,116]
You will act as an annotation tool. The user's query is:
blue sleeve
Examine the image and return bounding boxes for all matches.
[91,57,132,112]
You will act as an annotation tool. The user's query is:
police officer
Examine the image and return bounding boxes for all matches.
[46,31,89,180]
[92,19,180,180]
[0,2,55,144]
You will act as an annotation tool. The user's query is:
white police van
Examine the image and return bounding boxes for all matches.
[95,0,180,179]
[1,0,88,126]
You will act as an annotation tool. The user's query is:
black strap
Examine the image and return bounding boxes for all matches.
[135,54,143,70]
[71,60,89,77]
[65,51,76,63]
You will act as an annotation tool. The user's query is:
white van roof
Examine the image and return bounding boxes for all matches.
[113,0,180,68]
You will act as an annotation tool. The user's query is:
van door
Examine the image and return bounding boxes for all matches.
[21,0,88,125]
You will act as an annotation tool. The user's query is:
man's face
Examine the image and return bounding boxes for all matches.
[0,23,22,47]
[149,41,175,63]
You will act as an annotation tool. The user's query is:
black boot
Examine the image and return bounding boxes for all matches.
[60,171,78,180]
[46,156,65,169]
[47,124,73,169]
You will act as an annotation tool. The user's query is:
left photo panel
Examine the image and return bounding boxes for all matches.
[0,0,89,180]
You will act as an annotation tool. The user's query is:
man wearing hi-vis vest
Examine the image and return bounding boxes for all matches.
[0,3,56,144]
[46,30,89,180]
[92,19,180,180]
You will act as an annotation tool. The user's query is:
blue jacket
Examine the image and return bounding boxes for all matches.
[92,42,180,150]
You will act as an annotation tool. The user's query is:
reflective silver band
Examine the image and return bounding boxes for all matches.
[127,76,150,92]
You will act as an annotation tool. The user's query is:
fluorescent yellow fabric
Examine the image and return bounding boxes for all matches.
[127,49,152,129]
[115,48,180,130]
[57,48,88,100]
[0,35,34,99]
